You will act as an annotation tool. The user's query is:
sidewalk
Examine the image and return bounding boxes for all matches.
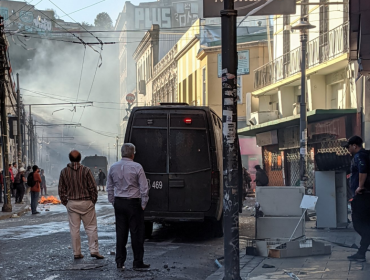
[206,220,369,280]
[0,197,30,220]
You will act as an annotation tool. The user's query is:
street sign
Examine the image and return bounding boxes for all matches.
[126,93,136,104]
[203,0,296,18]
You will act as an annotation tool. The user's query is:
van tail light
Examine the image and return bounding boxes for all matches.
[184,118,192,125]
[211,171,220,200]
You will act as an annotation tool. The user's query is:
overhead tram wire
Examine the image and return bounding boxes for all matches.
[59,0,106,19]
[76,52,102,124]
[67,46,87,135]
[47,0,104,138]
[32,7,87,46]
[4,0,41,29]
[48,0,103,47]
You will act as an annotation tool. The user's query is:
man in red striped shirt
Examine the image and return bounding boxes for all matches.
[58,150,104,260]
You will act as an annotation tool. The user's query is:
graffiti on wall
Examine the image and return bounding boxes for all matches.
[134,7,172,29]
[134,1,199,29]
[173,2,199,27]
[0,7,52,35]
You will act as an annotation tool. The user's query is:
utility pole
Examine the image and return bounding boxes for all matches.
[108,143,110,166]
[116,136,119,162]
[33,120,36,164]
[221,0,240,279]
[0,16,12,212]
[29,105,32,166]
[16,73,22,167]
[292,16,315,193]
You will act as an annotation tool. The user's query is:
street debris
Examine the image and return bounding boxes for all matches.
[284,270,300,280]
[262,264,275,268]
[64,263,107,270]
[39,196,61,204]
[215,259,222,268]
[11,214,19,218]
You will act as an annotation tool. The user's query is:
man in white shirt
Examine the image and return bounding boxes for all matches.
[106,143,150,271]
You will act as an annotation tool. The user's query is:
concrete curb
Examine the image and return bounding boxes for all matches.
[0,204,30,220]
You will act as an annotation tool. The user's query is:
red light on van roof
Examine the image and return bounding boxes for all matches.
[184,118,192,125]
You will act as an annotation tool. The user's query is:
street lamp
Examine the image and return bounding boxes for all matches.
[291,17,315,193]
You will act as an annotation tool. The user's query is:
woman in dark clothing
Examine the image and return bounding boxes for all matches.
[15,167,27,204]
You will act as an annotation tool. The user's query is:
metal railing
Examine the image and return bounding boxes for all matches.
[254,22,349,90]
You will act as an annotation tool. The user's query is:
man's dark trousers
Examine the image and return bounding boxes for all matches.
[114,197,145,266]
[351,193,370,255]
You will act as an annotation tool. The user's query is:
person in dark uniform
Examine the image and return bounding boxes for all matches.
[254,165,269,186]
[98,169,106,191]
[343,136,370,262]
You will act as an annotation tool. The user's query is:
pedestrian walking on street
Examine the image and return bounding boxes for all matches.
[58,150,104,260]
[14,167,27,204]
[242,167,252,200]
[40,169,47,196]
[24,166,32,203]
[343,135,370,262]
[9,164,14,197]
[98,169,106,192]
[254,165,269,186]
[12,162,18,179]
[29,165,42,214]
[106,143,150,270]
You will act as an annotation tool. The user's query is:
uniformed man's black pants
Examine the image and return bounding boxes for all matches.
[351,193,370,255]
[114,197,145,266]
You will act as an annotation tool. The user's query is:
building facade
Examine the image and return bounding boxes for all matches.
[238,1,360,193]
[115,0,203,136]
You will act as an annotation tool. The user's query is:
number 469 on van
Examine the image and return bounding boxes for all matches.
[147,179,162,190]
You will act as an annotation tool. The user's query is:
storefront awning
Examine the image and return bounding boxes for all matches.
[238,109,357,137]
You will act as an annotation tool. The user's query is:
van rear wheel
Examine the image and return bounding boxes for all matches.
[144,221,153,239]
[212,217,223,238]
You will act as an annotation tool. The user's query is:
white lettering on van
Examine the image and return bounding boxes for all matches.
[152,181,163,189]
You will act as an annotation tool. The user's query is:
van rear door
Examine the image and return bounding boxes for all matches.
[129,110,169,212]
[168,111,212,212]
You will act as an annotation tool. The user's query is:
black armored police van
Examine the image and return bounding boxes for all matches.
[124,103,223,238]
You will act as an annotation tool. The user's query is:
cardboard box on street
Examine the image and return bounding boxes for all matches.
[267,239,331,258]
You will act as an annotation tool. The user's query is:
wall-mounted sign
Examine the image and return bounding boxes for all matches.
[218,50,250,77]
[203,0,296,18]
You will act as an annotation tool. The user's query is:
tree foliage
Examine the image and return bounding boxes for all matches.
[81,21,93,27]
[94,12,113,29]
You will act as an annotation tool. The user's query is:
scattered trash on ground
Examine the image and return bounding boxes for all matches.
[215,259,222,268]
[284,270,300,280]
[262,264,275,268]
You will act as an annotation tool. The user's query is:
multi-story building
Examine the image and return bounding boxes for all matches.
[238,1,360,191]
[171,19,269,182]
[115,0,202,136]
[133,24,182,107]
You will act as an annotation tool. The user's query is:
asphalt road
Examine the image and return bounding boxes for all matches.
[0,188,255,280]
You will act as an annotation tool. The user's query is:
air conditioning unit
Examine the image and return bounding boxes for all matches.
[139,80,146,95]
[293,103,300,116]
[249,110,279,125]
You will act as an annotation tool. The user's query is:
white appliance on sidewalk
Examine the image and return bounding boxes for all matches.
[255,186,305,239]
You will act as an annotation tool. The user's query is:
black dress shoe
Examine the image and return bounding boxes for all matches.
[133,263,150,269]
[117,263,125,270]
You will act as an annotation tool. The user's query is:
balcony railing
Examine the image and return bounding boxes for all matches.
[254,22,349,90]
